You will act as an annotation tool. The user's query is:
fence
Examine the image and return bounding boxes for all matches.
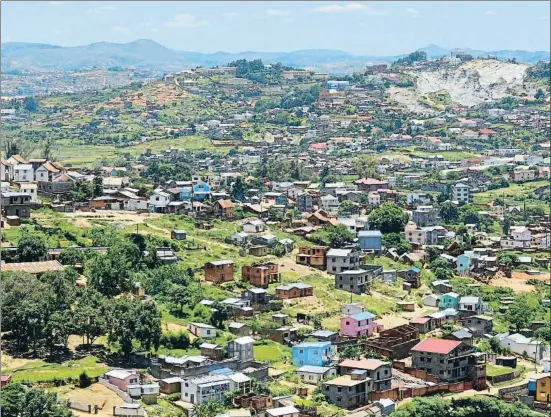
[113,406,146,416]
[498,383,528,401]
[371,382,474,402]
[66,401,98,414]
[98,378,134,403]
[487,370,521,384]
[392,362,440,383]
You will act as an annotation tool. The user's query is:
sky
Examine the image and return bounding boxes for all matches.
[1,1,550,55]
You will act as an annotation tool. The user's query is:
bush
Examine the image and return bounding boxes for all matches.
[160,331,191,350]
[79,372,92,388]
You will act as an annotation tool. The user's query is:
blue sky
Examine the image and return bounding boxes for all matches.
[1,1,550,55]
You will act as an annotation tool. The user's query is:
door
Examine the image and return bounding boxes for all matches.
[190,394,195,403]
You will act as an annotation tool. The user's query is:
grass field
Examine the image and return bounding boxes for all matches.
[473,180,549,213]
[6,356,108,383]
[254,341,293,368]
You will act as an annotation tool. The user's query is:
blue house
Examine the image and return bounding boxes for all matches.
[457,253,473,274]
[358,230,382,252]
[439,292,460,310]
[193,181,211,201]
[276,194,288,206]
[179,186,193,201]
[292,341,333,367]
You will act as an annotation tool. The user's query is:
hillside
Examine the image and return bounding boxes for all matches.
[389,59,532,111]
[2,40,548,74]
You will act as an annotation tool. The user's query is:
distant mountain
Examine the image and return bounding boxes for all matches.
[417,44,550,63]
[1,40,548,74]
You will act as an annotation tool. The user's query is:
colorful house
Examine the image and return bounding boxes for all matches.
[456,253,473,274]
[534,374,551,403]
[340,312,379,337]
[439,292,460,310]
[193,181,211,201]
[292,342,334,367]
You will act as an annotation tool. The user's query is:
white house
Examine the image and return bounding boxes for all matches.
[368,192,381,206]
[451,183,471,203]
[459,296,484,314]
[423,294,440,308]
[320,195,340,214]
[265,406,300,417]
[1,160,13,182]
[496,333,545,362]
[19,182,38,202]
[406,193,431,206]
[188,322,216,339]
[297,365,336,384]
[500,226,532,249]
[14,164,34,182]
[149,191,171,212]
[341,303,365,316]
[227,336,255,362]
[181,374,230,405]
[242,219,266,233]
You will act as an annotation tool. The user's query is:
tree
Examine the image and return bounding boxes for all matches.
[73,288,107,345]
[340,345,362,360]
[231,176,245,202]
[45,310,75,349]
[382,232,411,255]
[535,88,545,100]
[23,96,39,112]
[439,201,459,224]
[505,295,539,332]
[194,398,225,417]
[497,252,519,267]
[309,224,355,248]
[338,200,360,216]
[434,267,454,281]
[368,203,409,234]
[59,247,86,266]
[502,217,512,235]
[459,204,481,225]
[17,228,48,262]
[0,131,33,158]
[0,383,73,417]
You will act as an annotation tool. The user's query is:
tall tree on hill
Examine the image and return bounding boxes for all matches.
[368,203,409,234]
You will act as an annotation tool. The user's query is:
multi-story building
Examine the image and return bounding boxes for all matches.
[1,191,32,218]
[334,269,371,294]
[227,336,255,362]
[296,193,313,213]
[411,338,479,383]
[338,359,393,391]
[241,263,280,288]
[320,194,340,214]
[500,226,532,249]
[296,246,329,269]
[412,206,441,227]
[326,248,361,274]
[340,312,379,338]
[355,178,389,192]
[292,342,334,367]
[204,260,235,283]
[181,373,250,405]
[322,370,373,409]
[451,183,471,203]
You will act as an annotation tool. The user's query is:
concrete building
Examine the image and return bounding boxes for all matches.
[326,248,361,274]
[412,206,441,227]
[451,183,471,203]
[338,359,393,391]
[334,269,372,294]
[292,342,334,367]
[227,336,255,362]
[297,366,336,384]
[322,371,373,409]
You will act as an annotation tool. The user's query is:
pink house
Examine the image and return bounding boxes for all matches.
[105,369,139,392]
[340,312,381,338]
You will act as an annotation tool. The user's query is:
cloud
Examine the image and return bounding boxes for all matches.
[484,10,497,16]
[49,1,62,6]
[165,13,209,28]
[266,9,291,17]
[111,25,130,34]
[85,4,118,14]
[406,8,422,19]
[313,3,387,15]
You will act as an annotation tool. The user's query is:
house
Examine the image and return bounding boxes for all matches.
[35,162,61,184]
[296,246,328,269]
[404,266,421,288]
[355,178,389,192]
[157,377,183,395]
[496,333,544,361]
[534,374,551,403]
[296,193,313,213]
[431,279,453,294]
[292,342,334,367]
[445,329,473,345]
[459,296,484,315]
[272,313,289,326]
[204,260,234,283]
[200,343,224,360]
[275,283,313,299]
[297,366,336,384]
[242,263,280,287]
[358,230,382,252]
[265,406,300,417]
[249,246,269,257]
[228,322,251,337]
[341,303,365,316]
[181,374,232,405]
[320,195,340,214]
[1,192,32,218]
[104,369,139,392]
[171,230,187,240]
[412,206,441,227]
[156,248,179,264]
[14,164,34,182]
[423,294,440,308]
[451,183,471,203]
[501,226,532,249]
[406,193,431,206]
[373,398,395,416]
[334,269,372,294]
[193,181,211,201]
[338,359,393,391]
[243,219,266,233]
[309,330,339,342]
[19,182,38,202]
[439,292,460,310]
[188,322,217,339]
[409,317,432,334]
[456,253,473,274]
[368,192,381,206]
[251,234,278,247]
[1,159,13,182]
[227,336,255,362]
[149,191,171,213]
[411,338,477,382]
[214,200,236,219]
[326,248,361,274]
[322,371,373,409]
[0,375,11,388]
[231,232,249,245]
[340,312,379,338]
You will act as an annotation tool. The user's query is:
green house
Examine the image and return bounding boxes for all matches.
[439,292,460,310]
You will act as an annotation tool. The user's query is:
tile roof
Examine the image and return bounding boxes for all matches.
[339,359,388,371]
[411,338,462,354]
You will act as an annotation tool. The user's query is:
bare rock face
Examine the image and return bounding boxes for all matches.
[390,59,530,111]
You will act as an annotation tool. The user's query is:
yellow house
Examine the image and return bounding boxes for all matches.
[535,374,551,403]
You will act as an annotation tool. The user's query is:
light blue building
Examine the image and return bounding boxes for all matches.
[179,186,193,201]
[292,341,333,367]
[326,80,350,90]
[457,252,474,274]
[358,230,382,252]
[439,292,460,310]
[193,181,211,201]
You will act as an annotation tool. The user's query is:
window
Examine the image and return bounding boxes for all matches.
[206,330,211,335]
[420,357,425,362]
[346,321,350,325]
[439,370,444,375]
[314,350,318,355]
[426,368,432,374]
